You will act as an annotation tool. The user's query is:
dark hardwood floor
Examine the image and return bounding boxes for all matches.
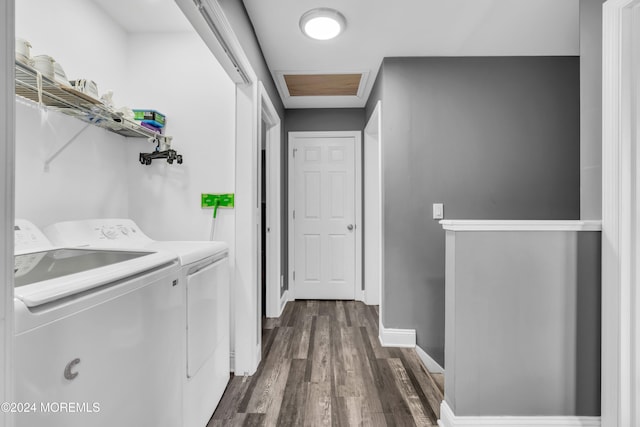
[208,300,443,427]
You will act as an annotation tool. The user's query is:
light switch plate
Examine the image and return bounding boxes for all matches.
[433,203,444,220]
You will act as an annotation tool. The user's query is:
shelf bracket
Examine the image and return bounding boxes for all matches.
[44,123,91,172]
[148,134,172,151]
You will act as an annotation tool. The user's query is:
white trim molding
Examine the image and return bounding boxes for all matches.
[233,81,261,375]
[602,1,640,426]
[279,290,289,317]
[438,402,601,427]
[1,1,15,425]
[379,321,416,348]
[439,220,602,232]
[416,345,444,374]
[273,70,370,109]
[363,100,382,306]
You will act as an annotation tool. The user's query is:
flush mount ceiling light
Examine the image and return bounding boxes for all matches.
[299,8,346,40]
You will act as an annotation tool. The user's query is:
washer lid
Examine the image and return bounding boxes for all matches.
[14,248,177,307]
[145,241,228,265]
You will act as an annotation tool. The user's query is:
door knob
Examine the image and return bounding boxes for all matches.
[347,224,354,231]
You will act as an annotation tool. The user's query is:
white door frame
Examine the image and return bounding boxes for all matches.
[259,83,284,318]
[364,101,382,307]
[233,79,262,375]
[287,131,363,301]
[603,1,640,425]
[1,1,15,426]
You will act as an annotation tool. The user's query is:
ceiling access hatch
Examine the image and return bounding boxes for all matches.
[284,73,362,96]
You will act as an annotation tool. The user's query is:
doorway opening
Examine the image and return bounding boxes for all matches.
[260,120,267,322]
[259,83,283,322]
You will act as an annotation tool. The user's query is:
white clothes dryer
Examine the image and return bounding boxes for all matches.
[44,219,230,427]
[14,219,182,427]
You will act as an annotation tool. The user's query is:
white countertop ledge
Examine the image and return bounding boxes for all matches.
[439,220,602,232]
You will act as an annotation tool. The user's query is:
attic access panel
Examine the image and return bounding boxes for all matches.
[284,73,362,96]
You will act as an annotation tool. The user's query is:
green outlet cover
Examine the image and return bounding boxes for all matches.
[201,193,235,208]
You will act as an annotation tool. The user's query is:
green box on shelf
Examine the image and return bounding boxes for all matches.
[133,109,166,128]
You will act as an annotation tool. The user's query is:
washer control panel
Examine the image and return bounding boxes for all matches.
[15,219,53,253]
[44,219,153,247]
[97,223,142,241]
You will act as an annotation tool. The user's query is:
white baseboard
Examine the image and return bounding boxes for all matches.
[438,401,601,427]
[416,345,444,374]
[378,321,416,348]
[279,290,289,316]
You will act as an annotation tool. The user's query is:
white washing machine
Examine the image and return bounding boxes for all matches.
[14,219,182,427]
[44,219,230,427]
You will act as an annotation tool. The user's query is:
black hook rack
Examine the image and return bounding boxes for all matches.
[139,135,183,165]
[139,149,183,165]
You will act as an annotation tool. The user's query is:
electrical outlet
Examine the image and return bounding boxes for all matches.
[201,193,235,208]
[433,203,444,220]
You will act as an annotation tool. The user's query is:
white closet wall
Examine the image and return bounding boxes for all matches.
[122,31,236,245]
[14,0,129,227]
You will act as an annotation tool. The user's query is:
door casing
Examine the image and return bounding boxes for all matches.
[364,101,382,307]
[602,0,640,425]
[1,1,15,426]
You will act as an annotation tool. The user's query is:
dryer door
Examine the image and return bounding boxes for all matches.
[186,257,228,378]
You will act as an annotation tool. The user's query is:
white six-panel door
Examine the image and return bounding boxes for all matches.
[291,132,358,300]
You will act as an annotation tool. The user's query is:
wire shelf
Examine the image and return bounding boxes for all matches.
[14,60,168,142]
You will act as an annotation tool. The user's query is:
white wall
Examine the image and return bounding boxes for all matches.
[14,0,130,227]
[122,31,236,246]
[15,0,128,100]
[14,102,130,226]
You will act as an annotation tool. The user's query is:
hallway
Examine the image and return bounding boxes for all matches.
[208,300,443,426]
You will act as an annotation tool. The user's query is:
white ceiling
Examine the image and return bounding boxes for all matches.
[86,0,580,110]
[89,0,193,33]
[243,0,580,109]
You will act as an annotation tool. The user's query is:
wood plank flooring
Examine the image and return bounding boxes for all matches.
[208,301,443,427]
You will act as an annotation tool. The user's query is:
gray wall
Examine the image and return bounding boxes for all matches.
[285,109,366,133]
[367,57,581,367]
[580,0,604,220]
[283,108,366,291]
[445,230,601,416]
